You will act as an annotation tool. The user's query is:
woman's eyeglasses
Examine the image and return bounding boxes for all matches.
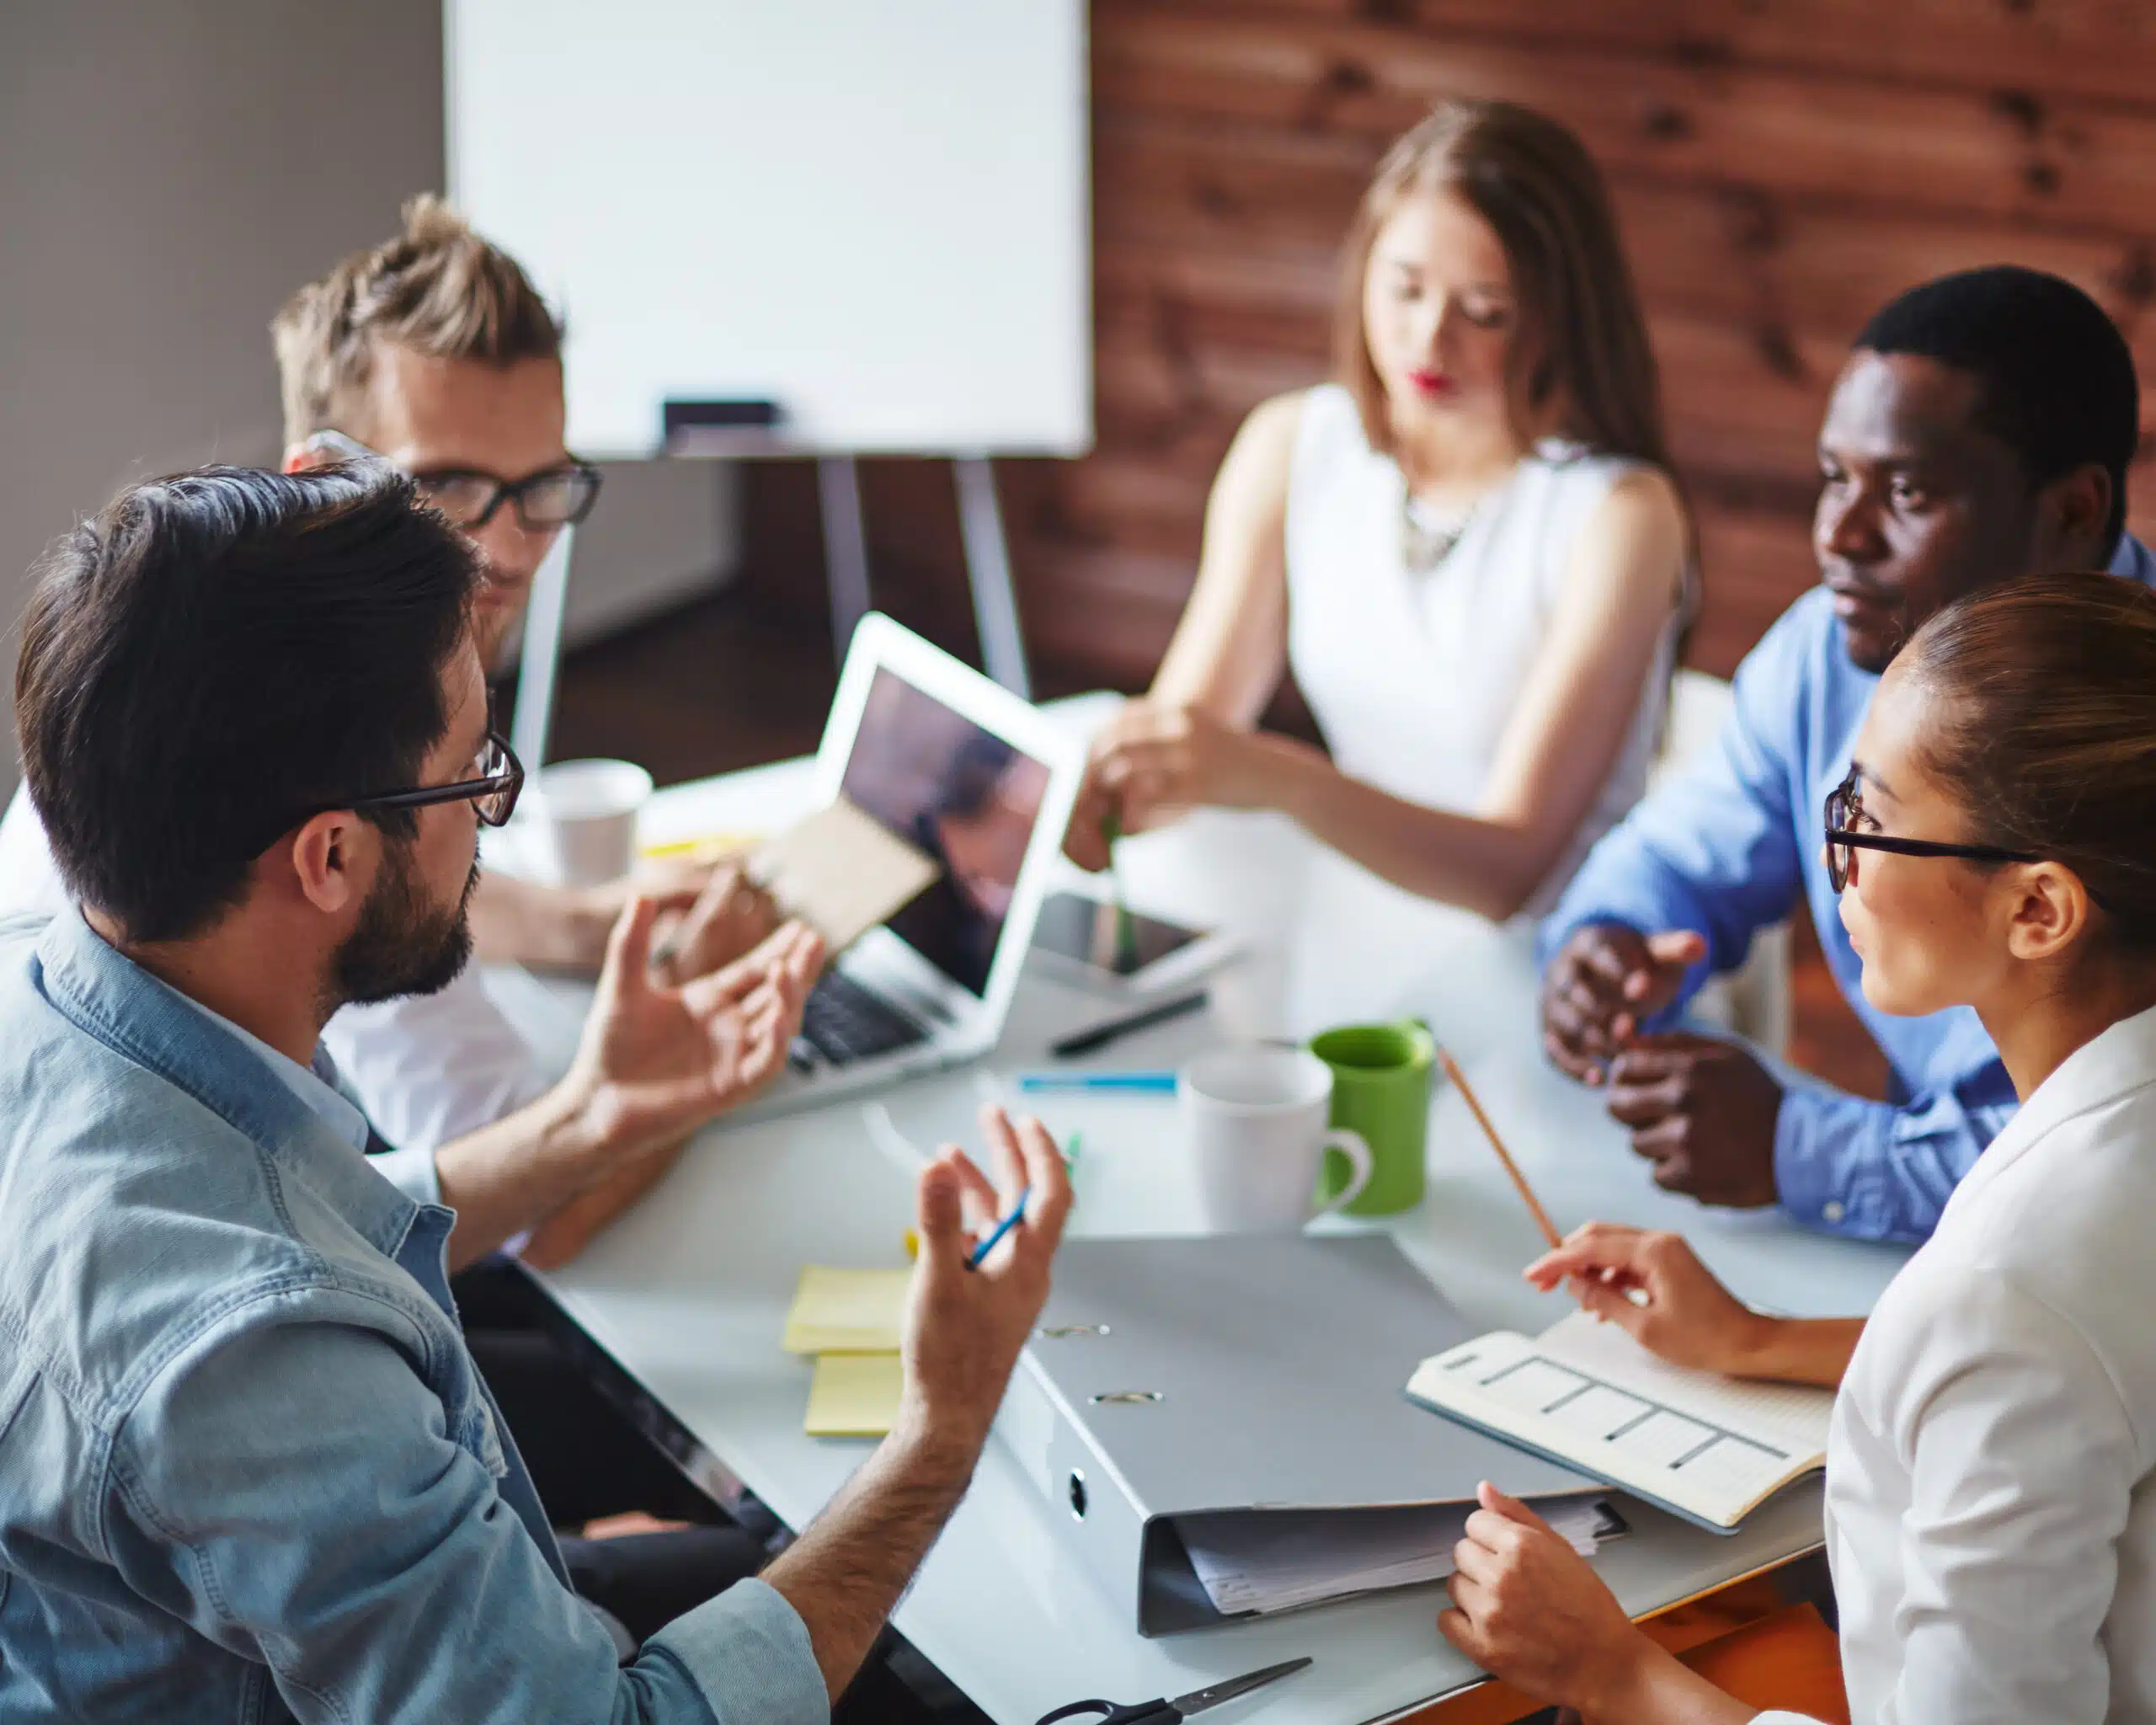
[1822,765,2035,894]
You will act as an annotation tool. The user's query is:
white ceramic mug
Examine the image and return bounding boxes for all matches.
[1180,1045,1374,1233]
[529,759,654,887]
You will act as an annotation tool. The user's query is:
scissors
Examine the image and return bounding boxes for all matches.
[1037,1655,1313,1725]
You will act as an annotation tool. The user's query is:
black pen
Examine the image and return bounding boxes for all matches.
[1049,990,1209,1059]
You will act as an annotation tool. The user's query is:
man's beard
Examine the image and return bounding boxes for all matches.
[329,840,480,1011]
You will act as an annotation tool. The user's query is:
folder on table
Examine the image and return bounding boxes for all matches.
[995,1235,1605,1635]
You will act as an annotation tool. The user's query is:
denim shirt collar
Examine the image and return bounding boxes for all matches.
[34,911,424,1263]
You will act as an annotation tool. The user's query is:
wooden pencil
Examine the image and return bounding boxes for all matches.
[1438,1048,1563,1251]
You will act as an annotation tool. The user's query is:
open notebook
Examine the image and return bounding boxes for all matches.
[1405,1310,1835,1533]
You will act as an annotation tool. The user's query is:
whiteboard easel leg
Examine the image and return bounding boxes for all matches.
[508,524,576,771]
[817,454,873,663]
[954,453,1030,698]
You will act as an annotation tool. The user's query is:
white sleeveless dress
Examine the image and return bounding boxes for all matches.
[1282,384,1684,917]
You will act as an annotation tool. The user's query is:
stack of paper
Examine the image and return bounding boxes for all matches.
[783,1266,913,1438]
[1173,1498,1620,1618]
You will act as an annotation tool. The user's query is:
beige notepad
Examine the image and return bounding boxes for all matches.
[1406,1309,1834,1532]
[750,797,939,953]
[805,1352,905,1438]
[782,1266,914,1355]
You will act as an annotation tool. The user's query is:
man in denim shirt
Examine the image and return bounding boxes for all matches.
[0,463,1072,1721]
[1540,268,2154,1242]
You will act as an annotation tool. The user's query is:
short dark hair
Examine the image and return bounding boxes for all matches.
[17,464,477,942]
[1857,266,2139,553]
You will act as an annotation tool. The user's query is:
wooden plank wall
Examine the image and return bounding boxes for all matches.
[739,0,2156,694]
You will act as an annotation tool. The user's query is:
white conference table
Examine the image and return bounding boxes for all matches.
[494,696,1910,1725]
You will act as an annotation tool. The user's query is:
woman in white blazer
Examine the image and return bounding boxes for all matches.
[1439,570,2156,1722]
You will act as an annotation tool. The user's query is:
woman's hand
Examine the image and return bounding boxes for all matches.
[1439,1482,1660,1715]
[1089,701,1278,825]
[1525,1222,1768,1375]
[1064,700,1281,871]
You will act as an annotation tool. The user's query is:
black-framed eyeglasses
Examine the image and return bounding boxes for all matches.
[303,428,602,531]
[1822,765,2036,894]
[347,727,525,826]
[267,729,525,855]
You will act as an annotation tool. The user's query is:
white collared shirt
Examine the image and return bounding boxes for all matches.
[1759,999,2156,1724]
[0,788,544,1199]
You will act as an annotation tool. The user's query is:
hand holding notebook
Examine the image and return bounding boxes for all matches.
[1414,1069,1849,1530]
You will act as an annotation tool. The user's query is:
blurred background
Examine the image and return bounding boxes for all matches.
[5,0,2154,1085]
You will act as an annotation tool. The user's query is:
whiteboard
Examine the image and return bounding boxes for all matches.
[446,0,1091,458]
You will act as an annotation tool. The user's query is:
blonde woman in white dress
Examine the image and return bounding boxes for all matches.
[1067,98,1692,920]
[1444,573,2156,1722]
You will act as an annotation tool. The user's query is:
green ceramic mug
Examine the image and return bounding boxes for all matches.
[1308,1017,1436,1215]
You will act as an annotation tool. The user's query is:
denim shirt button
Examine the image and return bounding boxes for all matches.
[1822,1199,1846,1225]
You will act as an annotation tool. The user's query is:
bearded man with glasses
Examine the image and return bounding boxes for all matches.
[0,199,843,1663]
[0,464,1070,1721]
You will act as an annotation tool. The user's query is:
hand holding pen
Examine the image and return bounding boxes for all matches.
[898,1105,1073,1452]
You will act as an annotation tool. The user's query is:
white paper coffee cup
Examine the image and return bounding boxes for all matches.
[529,759,654,887]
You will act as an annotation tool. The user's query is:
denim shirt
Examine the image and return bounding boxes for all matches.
[0,912,826,1724]
[1542,535,2156,1243]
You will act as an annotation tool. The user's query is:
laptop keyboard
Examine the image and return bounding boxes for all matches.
[794,969,932,1070]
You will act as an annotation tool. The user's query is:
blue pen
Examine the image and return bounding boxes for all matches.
[1014,1071,1178,1095]
[966,1188,1031,1271]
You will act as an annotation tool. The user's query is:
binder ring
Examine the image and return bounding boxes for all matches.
[1038,1323,1112,1338]
[1087,1390,1162,1406]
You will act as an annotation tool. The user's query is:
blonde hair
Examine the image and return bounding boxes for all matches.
[1335,99,1670,471]
[270,194,563,447]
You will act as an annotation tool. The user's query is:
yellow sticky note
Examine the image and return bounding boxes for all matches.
[638,830,766,862]
[805,1352,905,1438]
[782,1266,913,1355]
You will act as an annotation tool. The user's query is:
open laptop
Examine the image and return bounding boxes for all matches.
[734,612,1082,1119]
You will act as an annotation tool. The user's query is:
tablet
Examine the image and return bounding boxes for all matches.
[1028,889,1237,995]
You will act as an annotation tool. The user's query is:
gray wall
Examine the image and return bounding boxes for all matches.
[0,0,735,795]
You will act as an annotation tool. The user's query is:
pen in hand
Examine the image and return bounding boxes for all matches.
[966,1189,1031,1271]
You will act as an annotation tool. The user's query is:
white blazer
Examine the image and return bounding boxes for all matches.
[1760,1000,2156,1723]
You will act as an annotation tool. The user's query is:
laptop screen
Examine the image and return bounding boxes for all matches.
[838,666,1054,997]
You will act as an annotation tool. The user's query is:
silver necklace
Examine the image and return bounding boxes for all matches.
[1399,490,1478,576]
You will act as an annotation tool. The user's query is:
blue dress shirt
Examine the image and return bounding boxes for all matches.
[0,911,827,1723]
[1542,537,2156,1242]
